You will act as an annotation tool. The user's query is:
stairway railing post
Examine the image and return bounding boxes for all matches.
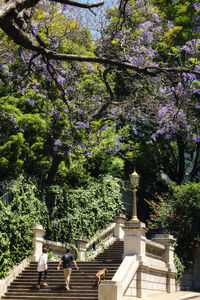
[152,234,176,293]
[31,224,45,262]
[114,213,127,241]
[75,237,87,261]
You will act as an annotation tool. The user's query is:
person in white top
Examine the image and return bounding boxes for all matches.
[37,247,48,289]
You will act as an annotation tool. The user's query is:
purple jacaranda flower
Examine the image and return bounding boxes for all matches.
[64,109,69,113]
[19,128,24,133]
[68,86,73,92]
[195,103,200,109]
[75,122,89,129]
[68,149,74,154]
[136,0,145,7]
[97,48,103,54]
[8,115,13,119]
[86,150,94,156]
[6,71,13,77]
[45,76,51,82]
[193,3,200,10]
[111,108,117,115]
[194,27,200,34]
[53,146,58,151]
[167,21,174,29]
[114,145,120,150]
[77,109,83,114]
[171,124,180,133]
[142,32,153,43]
[98,64,103,69]
[12,120,17,124]
[80,144,86,150]
[92,96,96,101]
[1,64,8,69]
[151,12,161,23]
[158,106,168,117]
[194,136,200,142]
[33,86,39,92]
[151,133,157,140]
[166,135,172,140]
[31,24,38,37]
[108,148,116,153]
[97,85,101,89]
[193,16,200,27]
[88,66,94,72]
[139,21,154,30]
[54,139,62,147]
[27,98,35,106]
[57,76,65,84]
[100,126,106,132]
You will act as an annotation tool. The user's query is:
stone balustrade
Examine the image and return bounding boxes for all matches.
[99,221,177,299]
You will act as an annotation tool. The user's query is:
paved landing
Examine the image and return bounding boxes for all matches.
[142,291,200,300]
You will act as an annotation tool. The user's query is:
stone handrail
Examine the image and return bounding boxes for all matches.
[86,222,116,251]
[99,222,177,299]
[0,257,31,299]
[146,239,165,261]
[98,255,139,300]
[43,239,67,257]
[76,214,127,261]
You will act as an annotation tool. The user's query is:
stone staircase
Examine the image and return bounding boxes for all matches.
[1,240,124,300]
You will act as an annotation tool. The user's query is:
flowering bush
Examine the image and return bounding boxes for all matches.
[147,181,200,270]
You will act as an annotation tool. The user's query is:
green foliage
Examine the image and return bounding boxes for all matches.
[174,253,185,282]
[0,175,48,278]
[147,182,200,271]
[46,175,124,243]
[0,174,124,278]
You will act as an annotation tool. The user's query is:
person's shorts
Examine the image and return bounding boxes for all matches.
[63,268,72,281]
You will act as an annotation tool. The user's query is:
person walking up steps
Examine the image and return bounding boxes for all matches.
[57,246,79,291]
[37,247,48,289]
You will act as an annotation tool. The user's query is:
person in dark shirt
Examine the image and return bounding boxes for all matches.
[57,246,79,290]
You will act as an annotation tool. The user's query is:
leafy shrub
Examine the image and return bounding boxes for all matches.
[1,174,124,278]
[147,182,200,272]
[46,175,124,244]
[0,175,48,278]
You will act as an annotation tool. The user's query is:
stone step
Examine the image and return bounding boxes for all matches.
[2,297,98,300]
[2,240,123,300]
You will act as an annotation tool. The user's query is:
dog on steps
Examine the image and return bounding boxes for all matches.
[95,268,108,286]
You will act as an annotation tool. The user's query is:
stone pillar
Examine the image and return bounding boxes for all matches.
[152,234,176,269]
[152,234,176,293]
[123,221,147,298]
[31,224,45,262]
[123,221,147,257]
[113,213,127,241]
[75,238,87,261]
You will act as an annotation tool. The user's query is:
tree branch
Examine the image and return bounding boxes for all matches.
[52,0,104,9]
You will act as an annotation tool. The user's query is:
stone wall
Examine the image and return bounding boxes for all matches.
[180,251,200,290]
